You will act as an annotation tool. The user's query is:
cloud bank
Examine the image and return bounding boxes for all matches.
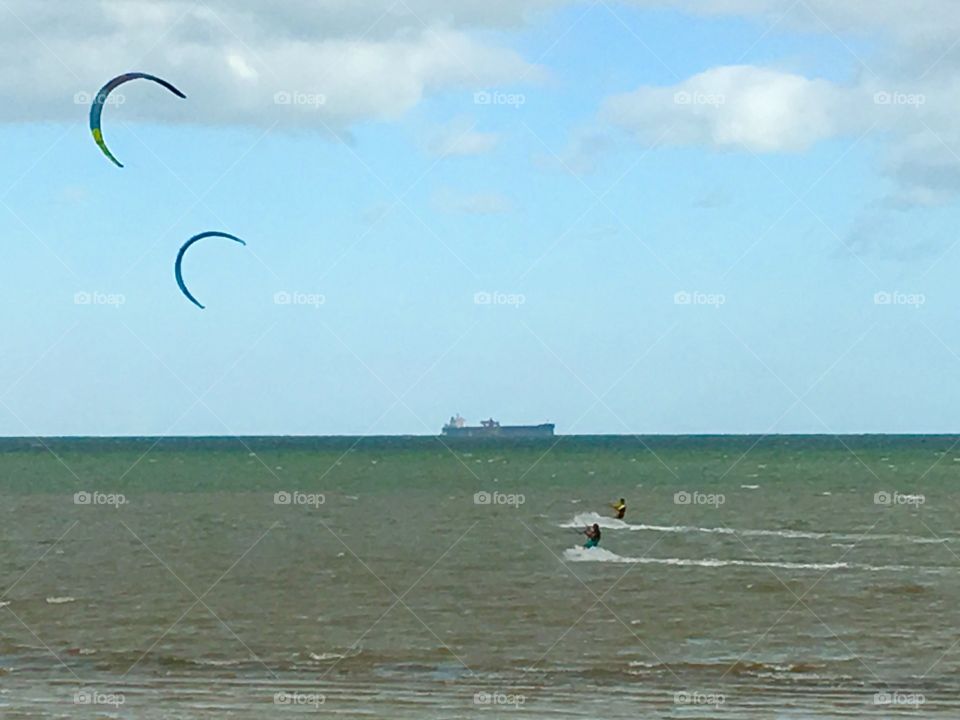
[0,0,549,129]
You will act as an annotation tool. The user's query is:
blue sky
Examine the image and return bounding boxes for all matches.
[2,0,960,435]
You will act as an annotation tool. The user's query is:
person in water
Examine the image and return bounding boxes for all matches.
[583,523,601,548]
[610,498,626,519]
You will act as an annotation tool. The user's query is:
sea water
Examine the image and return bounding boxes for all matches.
[1,435,958,717]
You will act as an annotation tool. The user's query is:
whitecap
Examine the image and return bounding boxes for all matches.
[561,547,917,572]
[562,512,632,530]
[310,652,345,661]
[45,597,75,604]
[560,513,952,546]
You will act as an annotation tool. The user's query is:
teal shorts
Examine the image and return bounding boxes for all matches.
[583,538,599,548]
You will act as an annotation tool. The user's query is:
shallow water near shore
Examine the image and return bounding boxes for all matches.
[2,435,959,717]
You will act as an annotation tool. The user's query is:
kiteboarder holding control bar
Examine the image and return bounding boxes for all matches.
[583,523,601,548]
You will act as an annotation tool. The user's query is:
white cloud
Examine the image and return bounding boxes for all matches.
[622,0,960,63]
[603,65,860,153]
[579,0,960,217]
[0,0,546,129]
[426,117,500,157]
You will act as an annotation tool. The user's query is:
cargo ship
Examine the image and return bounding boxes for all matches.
[441,414,555,439]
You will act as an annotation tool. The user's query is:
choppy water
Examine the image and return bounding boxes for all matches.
[2,435,960,718]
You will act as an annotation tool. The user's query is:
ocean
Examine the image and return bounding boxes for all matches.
[1,435,958,718]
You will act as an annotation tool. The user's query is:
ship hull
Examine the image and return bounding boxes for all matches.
[441,424,555,439]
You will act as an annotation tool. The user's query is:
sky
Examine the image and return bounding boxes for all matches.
[2,0,960,436]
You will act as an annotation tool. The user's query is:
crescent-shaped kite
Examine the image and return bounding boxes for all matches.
[175,232,247,310]
[89,73,186,168]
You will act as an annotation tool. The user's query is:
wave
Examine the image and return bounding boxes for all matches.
[309,646,363,662]
[626,659,833,675]
[562,512,827,538]
[560,512,951,545]
[561,546,927,572]
[562,512,635,530]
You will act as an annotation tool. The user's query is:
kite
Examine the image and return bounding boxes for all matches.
[175,232,247,310]
[89,73,186,167]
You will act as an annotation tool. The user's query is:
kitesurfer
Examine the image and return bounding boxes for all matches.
[611,498,626,519]
[583,523,601,549]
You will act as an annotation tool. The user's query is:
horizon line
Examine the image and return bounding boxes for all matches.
[2,432,960,440]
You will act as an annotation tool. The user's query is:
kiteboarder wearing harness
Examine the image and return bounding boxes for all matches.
[583,523,601,548]
[610,498,626,519]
